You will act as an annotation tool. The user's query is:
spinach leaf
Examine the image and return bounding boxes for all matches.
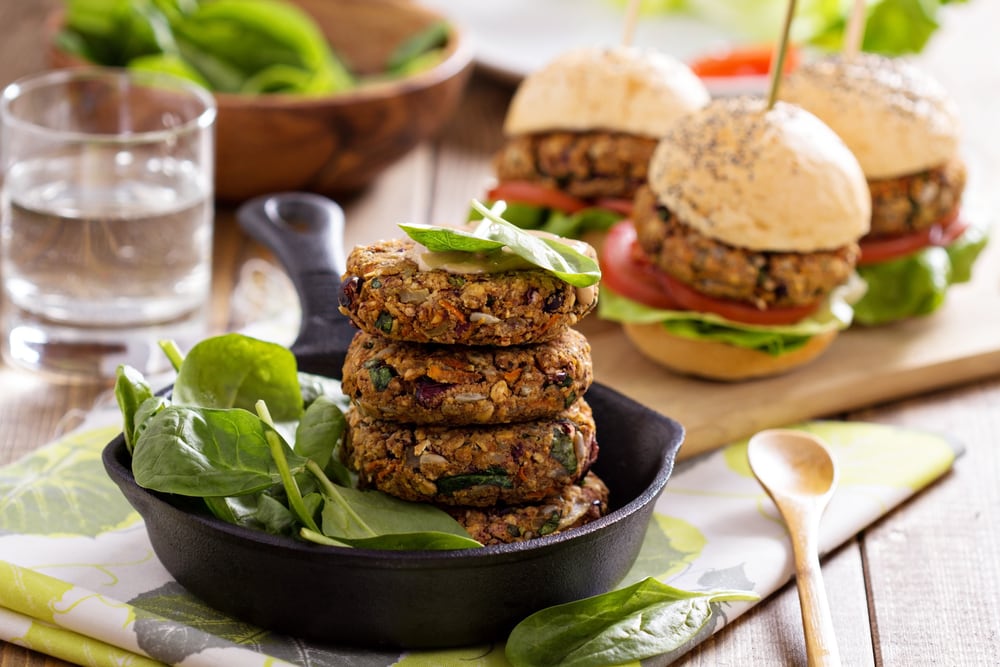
[251,493,296,534]
[257,401,320,533]
[303,528,482,551]
[505,577,758,667]
[399,200,601,288]
[114,364,154,454]
[131,405,306,497]
[386,21,449,75]
[298,372,349,410]
[294,395,351,486]
[204,493,260,528]
[172,333,303,421]
[133,395,169,442]
[312,465,481,550]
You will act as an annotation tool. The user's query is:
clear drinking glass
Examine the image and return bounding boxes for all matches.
[1,68,216,382]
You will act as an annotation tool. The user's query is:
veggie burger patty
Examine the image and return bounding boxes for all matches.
[343,328,593,425]
[338,238,597,346]
[493,130,658,201]
[447,471,609,546]
[632,185,860,309]
[344,397,599,507]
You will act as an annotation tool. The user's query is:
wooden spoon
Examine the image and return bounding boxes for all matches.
[748,429,842,667]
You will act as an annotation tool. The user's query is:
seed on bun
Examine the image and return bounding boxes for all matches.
[598,97,871,381]
[483,47,710,245]
[503,46,711,139]
[782,53,985,326]
[781,53,961,179]
[647,96,871,253]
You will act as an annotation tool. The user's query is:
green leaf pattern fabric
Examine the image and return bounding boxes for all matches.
[0,408,958,666]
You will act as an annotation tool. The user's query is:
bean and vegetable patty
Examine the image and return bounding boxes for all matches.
[344,398,598,507]
[338,238,597,346]
[447,472,609,546]
[493,131,658,200]
[632,185,859,309]
[342,328,593,425]
[867,156,966,238]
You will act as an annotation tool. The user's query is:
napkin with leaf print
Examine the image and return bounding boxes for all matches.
[0,403,959,667]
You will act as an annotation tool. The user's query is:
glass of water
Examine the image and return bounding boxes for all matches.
[1,68,216,382]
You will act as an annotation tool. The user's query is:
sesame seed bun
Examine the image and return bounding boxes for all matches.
[781,54,961,179]
[647,96,871,253]
[622,322,838,382]
[503,46,710,138]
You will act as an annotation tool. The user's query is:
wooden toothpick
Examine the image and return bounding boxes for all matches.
[843,0,867,58]
[767,0,798,110]
[621,0,642,47]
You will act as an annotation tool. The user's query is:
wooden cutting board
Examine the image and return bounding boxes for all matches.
[579,232,1000,461]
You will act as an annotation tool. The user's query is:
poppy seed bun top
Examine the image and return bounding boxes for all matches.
[647,97,871,253]
[781,54,961,179]
[503,46,710,138]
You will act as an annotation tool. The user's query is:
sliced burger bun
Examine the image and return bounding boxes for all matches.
[647,96,871,253]
[781,53,961,179]
[622,322,839,382]
[503,46,710,138]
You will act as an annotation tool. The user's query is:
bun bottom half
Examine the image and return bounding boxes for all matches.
[622,323,838,382]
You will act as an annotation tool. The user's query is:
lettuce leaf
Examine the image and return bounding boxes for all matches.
[598,274,866,356]
[469,201,625,240]
[620,0,969,55]
[853,221,988,326]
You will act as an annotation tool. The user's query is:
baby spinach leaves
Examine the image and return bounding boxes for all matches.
[505,577,758,667]
[131,405,304,497]
[398,200,602,288]
[114,333,481,551]
[171,333,303,421]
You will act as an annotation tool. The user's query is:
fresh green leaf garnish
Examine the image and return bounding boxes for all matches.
[598,272,867,354]
[399,200,601,288]
[853,222,988,325]
[118,332,482,551]
[386,20,449,75]
[505,577,758,667]
[618,0,970,56]
[131,405,307,497]
[469,201,625,239]
[114,364,154,454]
[310,461,481,550]
[172,333,303,421]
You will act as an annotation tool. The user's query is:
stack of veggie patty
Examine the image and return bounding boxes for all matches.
[338,238,608,545]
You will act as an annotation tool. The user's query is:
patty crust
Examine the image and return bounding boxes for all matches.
[342,328,593,425]
[494,131,658,201]
[632,185,860,309]
[339,238,597,346]
[448,472,609,545]
[344,398,599,507]
[868,156,966,238]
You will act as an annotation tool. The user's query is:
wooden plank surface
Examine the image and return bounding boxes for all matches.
[1,1,999,666]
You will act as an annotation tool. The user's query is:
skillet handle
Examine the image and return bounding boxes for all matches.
[236,192,357,378]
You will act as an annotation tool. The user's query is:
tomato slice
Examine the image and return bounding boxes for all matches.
[601,221,821,325]
[600,221,681,310]
[653,266,821,326]
[487,181,588,214]
[689,43,800,79]
[859,209,965,265]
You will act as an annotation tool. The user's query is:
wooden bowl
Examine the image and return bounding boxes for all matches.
[47,0,475,202]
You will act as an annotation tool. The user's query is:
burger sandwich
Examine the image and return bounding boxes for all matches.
[481,46,710,245]
[781,53,988,325]
[599,96,871,381]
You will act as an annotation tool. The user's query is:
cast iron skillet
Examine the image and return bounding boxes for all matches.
[102,192,685,649]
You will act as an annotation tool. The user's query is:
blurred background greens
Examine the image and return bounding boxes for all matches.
[614,0,968,55]
[56,0,449,95]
